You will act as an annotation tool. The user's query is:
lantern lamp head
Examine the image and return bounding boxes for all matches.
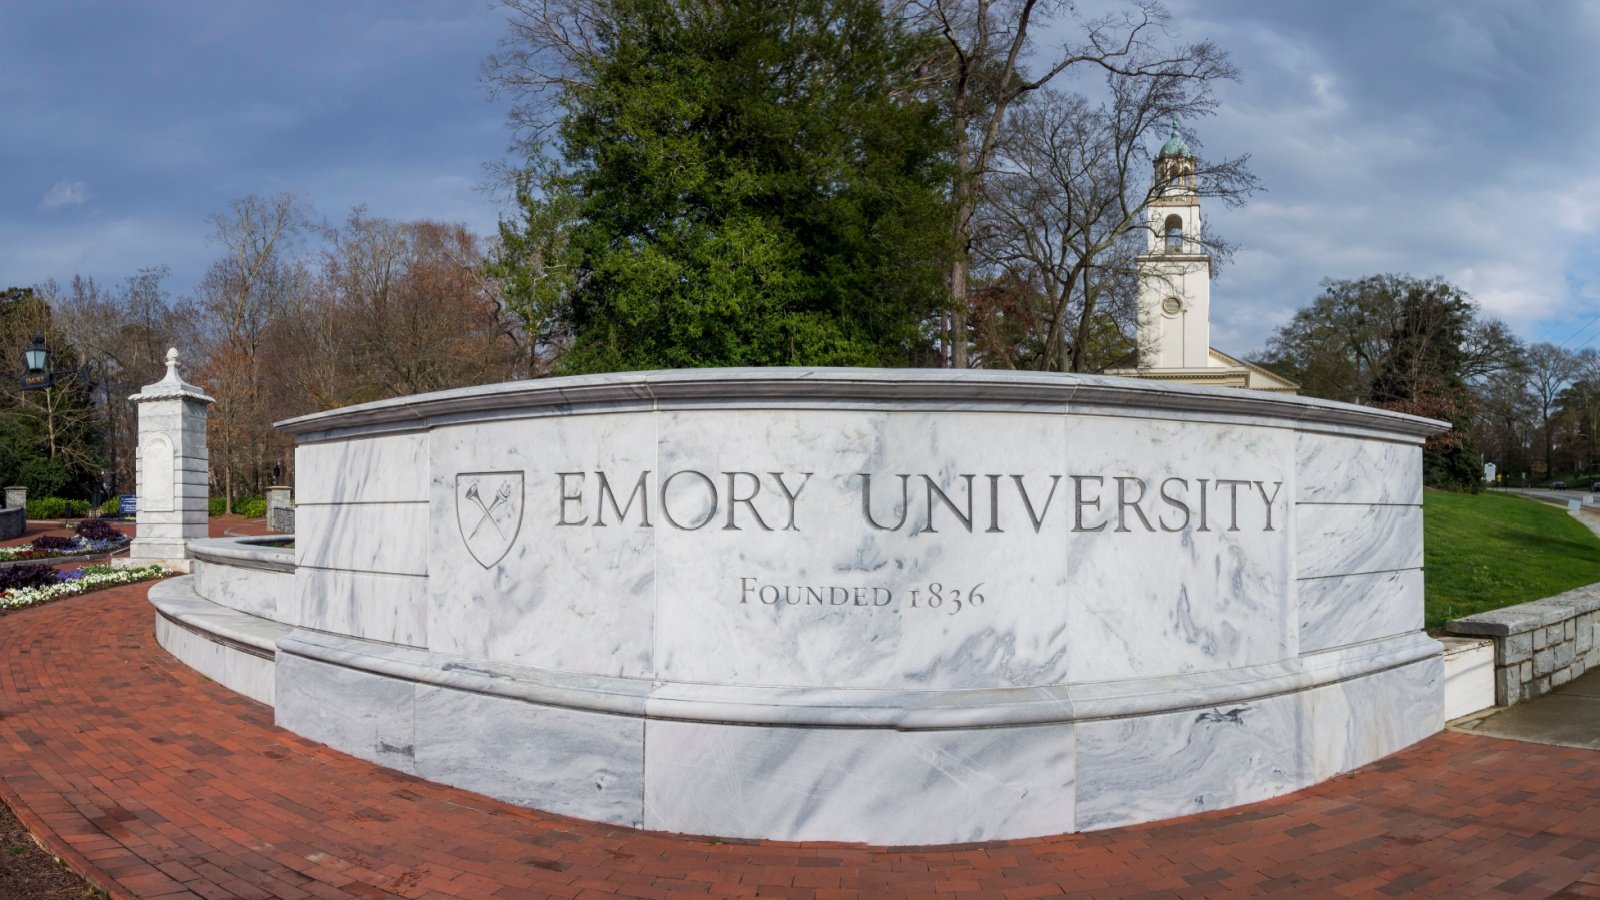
[22,335,47,373]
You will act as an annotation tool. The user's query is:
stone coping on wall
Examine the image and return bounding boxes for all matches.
[149,577,290,661]
[275,368,1448,443]
[189,536,295,574]
[1445,584,1600,706]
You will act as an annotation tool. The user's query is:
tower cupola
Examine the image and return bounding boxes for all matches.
[1158,120,1192,159]
[1154,119,1197,196]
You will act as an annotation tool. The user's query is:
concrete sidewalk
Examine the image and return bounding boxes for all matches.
[1456,668,1600,751]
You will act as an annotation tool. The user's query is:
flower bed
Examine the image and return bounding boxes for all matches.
[0,564,169,612]
[0,518,129,562]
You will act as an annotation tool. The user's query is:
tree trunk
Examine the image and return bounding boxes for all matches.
[949,125,973,369]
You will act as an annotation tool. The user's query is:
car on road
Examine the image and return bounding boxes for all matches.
[1552,481,1568,490]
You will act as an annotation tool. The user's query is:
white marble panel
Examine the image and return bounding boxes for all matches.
[425,414,658,677]
[294,502,428,576]
[274,651,418,774]
[1063,416,1295,682]
[155,615,276,706]
[1296,504,1422,580]
[297,433,429,505]
[1295,433,1421,505]
[1074,691,1311,831]
[290,569,427,648]
[642,719,1074,843]
[650,409,1072,691]
[1298,569,1423,654]
[1306,655,1442,781]
[1442,638,1494,721]
[194,560,290,620]
[413,687,643,828]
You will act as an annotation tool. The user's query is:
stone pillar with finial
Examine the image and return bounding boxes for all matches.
[122,348,214,572]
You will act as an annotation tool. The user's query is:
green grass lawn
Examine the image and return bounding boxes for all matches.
[1424,489,1600,630]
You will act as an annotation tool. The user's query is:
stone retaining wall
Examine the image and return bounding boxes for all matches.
[1445,585,1600,706]
[0,505,21,541]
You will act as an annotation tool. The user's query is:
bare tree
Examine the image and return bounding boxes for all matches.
[322,212,519,401]
[1523,342,1584,477]
[196,194,311,514]
[976,64,1257,371]
[910,0,1231,367]
[47,268,184,494]
[482,0,611,156]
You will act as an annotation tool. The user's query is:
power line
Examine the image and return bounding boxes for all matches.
[1560,309,1600,348]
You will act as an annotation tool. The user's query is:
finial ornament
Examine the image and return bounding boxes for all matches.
[130,345,214,404]
[1158,119,1192,160]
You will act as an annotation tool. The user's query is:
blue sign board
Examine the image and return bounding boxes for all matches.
[119,494,137,515]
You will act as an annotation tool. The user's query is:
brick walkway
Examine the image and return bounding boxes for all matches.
[2,588,1600,899]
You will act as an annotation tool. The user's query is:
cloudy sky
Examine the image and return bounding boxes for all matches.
[3,1,1598,357]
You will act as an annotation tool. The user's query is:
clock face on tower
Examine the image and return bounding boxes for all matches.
[1162,297,1183,316]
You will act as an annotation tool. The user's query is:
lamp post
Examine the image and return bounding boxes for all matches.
[19,335,51,390]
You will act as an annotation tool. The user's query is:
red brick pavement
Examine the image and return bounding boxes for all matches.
[3,586,1600,899]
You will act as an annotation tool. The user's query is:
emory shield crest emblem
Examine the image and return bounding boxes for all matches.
[455,472,524,569]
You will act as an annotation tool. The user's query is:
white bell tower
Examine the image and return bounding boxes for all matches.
[1136,121,1211,370]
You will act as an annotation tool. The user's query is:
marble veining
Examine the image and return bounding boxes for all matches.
[1065,415,1294,681]
[414,687,644,827]
[1075,691,1311,831]
[274,650,419,774]
[1307,655,1441,781]
[1299,568,1423,654]
[642,719,1075,843]
[1295,503,1421,579]
[295,502,430,577]
[297,432,429,505]
[1295,433,1421,505]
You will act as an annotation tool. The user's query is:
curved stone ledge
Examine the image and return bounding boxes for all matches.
[276,368,1446,443]
[189,536,295,573]
[276,627,1441,729]
[150,577,289,705]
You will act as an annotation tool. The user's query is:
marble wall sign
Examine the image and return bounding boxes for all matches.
[255,369,1449,844]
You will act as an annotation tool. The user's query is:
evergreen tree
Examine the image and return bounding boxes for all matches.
[497,0,952,372]
[1366,281,1487,490]
[0,288,103,499]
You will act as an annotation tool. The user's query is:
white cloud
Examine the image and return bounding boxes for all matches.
[1164,2,1600,354]
[40,179,88,209]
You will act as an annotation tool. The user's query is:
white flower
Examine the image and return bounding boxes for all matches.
[0,566,169,610]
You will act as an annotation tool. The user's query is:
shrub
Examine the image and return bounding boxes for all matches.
[75,518,122,543]
[30,535,77,553]
[26,497,69,519]
[235,496,267,519]
[17,456,70,499]
[0,564,58,592]
[208,496,226,517]
[23,497,93,519]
